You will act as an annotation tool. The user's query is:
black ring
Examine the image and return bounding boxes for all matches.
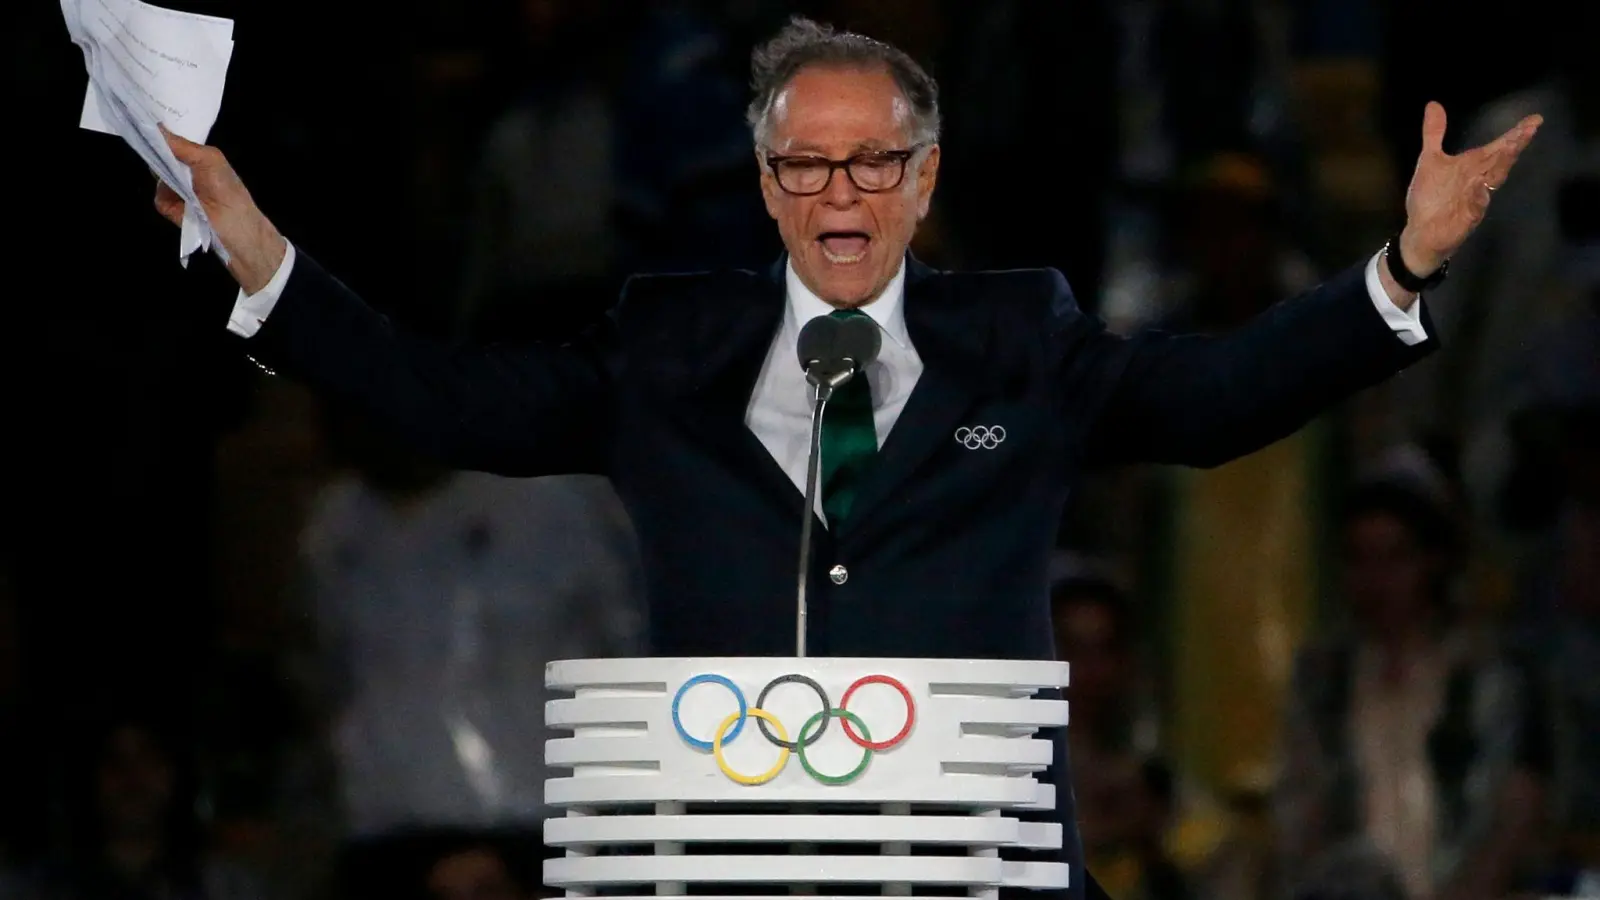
[755,674,831,750]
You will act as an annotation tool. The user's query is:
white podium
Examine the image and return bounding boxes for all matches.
[543,657,1070,898]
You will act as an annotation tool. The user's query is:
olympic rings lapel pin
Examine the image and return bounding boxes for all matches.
[670,673,917,785]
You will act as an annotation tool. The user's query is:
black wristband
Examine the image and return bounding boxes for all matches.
[1382,234,1448,293]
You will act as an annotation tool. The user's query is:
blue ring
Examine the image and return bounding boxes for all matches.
[671,674,747,752]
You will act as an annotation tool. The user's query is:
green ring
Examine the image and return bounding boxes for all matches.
[796,709,873,785]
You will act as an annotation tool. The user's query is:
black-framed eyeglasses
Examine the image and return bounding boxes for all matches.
[765,144,925,196]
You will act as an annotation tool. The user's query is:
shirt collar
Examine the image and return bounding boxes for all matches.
[784,255,910,349]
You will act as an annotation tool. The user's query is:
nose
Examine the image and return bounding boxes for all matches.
[820,164,862,208]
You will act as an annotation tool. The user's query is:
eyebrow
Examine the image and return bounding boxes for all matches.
[776,139,900,157]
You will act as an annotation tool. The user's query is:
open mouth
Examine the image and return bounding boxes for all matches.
[818,231,871,264]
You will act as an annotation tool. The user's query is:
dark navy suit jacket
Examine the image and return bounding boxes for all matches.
[241,248,1434,898]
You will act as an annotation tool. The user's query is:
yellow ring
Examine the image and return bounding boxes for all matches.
[712,708,790,785]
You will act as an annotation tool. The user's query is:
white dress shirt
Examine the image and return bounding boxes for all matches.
[228,246,1426,509]
[743,259,922,523]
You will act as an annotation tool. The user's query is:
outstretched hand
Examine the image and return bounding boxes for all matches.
[154,124,287,294]
[1398,101,1542,275]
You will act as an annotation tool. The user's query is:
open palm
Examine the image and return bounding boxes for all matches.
[1401,101,1541,273]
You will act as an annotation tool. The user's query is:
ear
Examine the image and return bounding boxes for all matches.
[914,144,941,220]
[757,149,781,220]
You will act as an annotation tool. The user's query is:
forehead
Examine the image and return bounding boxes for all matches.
[768,64,911,154]
[429,850,510,885]
[1053,599,1116,639]
[1345,512,1418,548]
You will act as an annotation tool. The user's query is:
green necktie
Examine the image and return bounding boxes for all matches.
[819,309,879,526]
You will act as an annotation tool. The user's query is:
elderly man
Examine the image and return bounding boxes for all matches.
[151,16,1538,900]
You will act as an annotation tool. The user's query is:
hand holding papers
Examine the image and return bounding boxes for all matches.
[151,127,289,295]
[62,0,234,266]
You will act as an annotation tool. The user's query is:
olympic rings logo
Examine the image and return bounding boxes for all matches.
[954,425,1006,449]
[670,673,917,786]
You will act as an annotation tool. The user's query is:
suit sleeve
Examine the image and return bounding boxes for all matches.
[240,248,615,477]
[1071,260,1437,468]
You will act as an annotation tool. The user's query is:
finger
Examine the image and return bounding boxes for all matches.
[1481,116,1544,188]
[153,181,185,225]
[154,192,181,223]
[158,122,209,167]
[1421,101,1447,155]
[1483,147,1524,189]
[1483,113,1542,157]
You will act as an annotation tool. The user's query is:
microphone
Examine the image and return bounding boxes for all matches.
[796,314,842,381]
[797,313,882,386]
[793,313,881,657]
[833,313,883,377]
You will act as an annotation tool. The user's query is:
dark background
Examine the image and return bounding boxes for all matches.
[2,1,1593,897]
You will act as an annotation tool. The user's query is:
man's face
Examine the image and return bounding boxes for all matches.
[427,849,524,900]
[758,64,939,308]
[1051,599,1129,711]
[1342,512,1436,632]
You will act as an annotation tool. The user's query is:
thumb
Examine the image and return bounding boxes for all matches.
[1421,101,1447,155]
[158,122,208,166]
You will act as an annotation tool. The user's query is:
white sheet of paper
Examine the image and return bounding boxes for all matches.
[80,80,111,132]
[63,0,235,265]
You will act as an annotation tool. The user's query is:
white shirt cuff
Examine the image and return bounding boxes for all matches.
[1364,250,1428,346]
[226,241,297,338]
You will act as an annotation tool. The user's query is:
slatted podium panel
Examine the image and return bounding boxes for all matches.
[544,657,1070,898]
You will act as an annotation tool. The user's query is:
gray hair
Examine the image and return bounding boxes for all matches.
[746,16,940,149]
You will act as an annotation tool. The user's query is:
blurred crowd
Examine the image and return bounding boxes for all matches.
[3,0,1598,898]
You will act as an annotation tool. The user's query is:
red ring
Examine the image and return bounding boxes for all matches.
[839,674,916,750]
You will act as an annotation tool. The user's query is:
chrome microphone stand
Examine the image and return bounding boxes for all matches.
[795,364,856,658]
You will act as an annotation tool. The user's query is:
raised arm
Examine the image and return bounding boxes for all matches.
[153,128,614,477]
[1077,258,1432,468]
[1079,101,1541,469]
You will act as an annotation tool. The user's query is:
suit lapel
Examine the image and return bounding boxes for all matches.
[678,258,809,522]
[840,257,989,539]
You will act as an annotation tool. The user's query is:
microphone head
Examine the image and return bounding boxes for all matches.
[796,315,843,371]
[834,314,882,369]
